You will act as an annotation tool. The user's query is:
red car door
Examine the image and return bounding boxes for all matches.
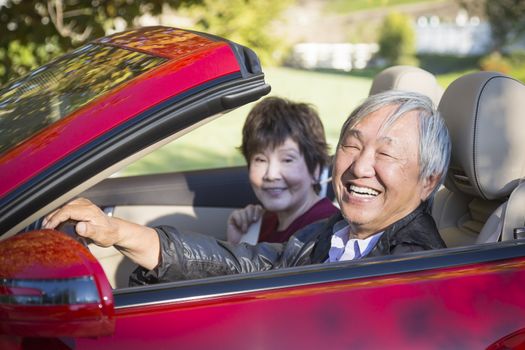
[74,242,525,349]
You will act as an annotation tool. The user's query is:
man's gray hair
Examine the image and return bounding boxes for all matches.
[339,90,451,198]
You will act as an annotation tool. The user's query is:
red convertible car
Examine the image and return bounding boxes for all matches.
[1,26,525,350]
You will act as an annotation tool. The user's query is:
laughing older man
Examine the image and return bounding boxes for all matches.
[44,90,451,284]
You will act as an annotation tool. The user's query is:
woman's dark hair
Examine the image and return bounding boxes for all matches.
[241,96,330,192]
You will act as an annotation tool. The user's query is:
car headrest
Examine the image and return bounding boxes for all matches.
[369,65,443,105]
[438,71,525,200]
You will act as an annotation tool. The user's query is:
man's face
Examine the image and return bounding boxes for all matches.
[332,105,435,238]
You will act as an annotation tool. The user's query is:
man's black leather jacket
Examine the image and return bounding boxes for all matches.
[129,204,445,286]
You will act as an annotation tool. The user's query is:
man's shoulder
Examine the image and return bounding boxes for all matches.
[389,210,446,249]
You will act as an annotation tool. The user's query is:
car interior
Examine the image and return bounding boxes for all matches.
[433,71,525,247]
[29,66,525,290]
[368,64,444,106]
[81,167,257,288]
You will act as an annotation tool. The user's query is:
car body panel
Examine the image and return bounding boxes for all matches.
[0,231,115,339]
[70,252,525,349]
[95,26,225,59]
[0,29,240,202]
[0,230,99,279]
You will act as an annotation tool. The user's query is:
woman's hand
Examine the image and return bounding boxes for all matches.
[226,204,263,244]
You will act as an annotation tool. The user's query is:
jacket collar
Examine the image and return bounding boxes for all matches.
[312,201,430,262]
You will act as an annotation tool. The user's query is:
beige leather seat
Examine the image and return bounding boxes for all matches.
[433,71,525,247]
[369,65,444,106]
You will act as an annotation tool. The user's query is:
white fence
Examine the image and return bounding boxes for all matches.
[288,43,379,71]
[416,17,492,56]
[289,15,493,71]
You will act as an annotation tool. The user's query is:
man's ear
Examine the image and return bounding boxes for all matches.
[312,164,321,184]
[421,174,440,201]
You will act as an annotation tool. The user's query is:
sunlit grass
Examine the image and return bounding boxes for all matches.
[435,69,478,88]
[324,0,444,13]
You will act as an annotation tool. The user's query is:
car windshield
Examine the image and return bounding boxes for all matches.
[0,43,167,156]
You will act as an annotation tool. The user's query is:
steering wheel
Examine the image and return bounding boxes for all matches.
[57,219,91,249]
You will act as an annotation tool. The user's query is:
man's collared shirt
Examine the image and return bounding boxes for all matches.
[327,219,383,263]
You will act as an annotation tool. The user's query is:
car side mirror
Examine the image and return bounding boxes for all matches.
[0,229,115,338]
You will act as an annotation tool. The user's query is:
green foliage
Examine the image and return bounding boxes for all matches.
[479,50,525,83]
[479,52,512,74]
[0,0,202,85]
[508,50,525,67]
[377,12,418,66]
[3,0,485,86]
[181,0,293,65]
[0,0,292,85]
[485,0,525,50]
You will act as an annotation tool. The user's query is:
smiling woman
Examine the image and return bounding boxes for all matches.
[226,96,338,244]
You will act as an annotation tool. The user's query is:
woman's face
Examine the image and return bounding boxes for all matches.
[249,138,318,217]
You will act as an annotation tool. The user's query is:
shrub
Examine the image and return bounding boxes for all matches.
[377,12,418,66]
[479,52,512,74]
[184,0,293,66]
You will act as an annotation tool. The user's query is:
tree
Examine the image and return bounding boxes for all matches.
[177,0,293,65]
[377,12,418,66]
[485,0,525,51]
[0,0,200,84]
[0,0,291,85]
[458,0,525,51]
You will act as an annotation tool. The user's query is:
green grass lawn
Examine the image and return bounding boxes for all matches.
[324,0,444,13]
